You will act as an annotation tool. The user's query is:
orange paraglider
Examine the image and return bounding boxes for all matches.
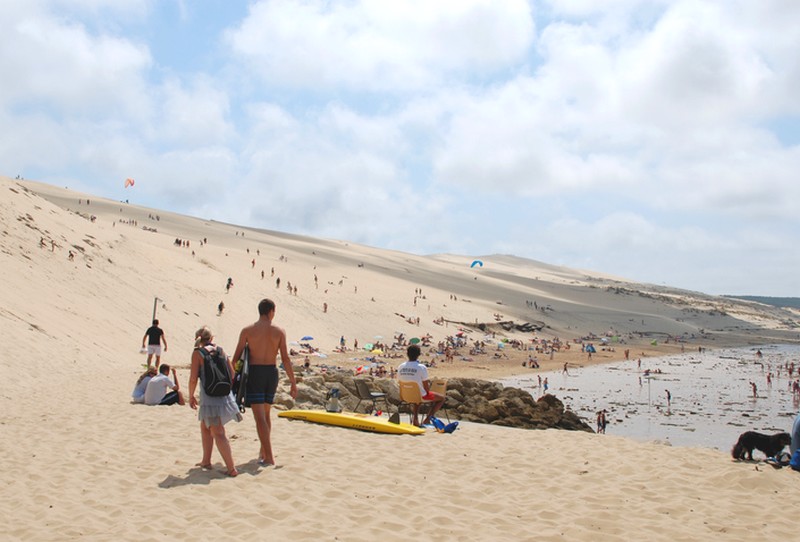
[124,178,135,188]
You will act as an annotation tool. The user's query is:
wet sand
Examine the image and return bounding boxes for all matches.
[502,344,800,451]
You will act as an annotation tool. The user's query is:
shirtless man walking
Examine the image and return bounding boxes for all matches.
[231,299,297,466]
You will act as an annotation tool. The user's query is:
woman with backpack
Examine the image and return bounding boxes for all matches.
[188,326,242,477]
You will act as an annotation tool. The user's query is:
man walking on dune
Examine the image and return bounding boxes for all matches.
[231,299,298,467]
[142,319,168,369]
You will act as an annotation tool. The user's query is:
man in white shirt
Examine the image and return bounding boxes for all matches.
[144,364,185,406]
[397,344,444,426]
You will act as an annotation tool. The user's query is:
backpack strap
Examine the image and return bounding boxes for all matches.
[196,343,217,361]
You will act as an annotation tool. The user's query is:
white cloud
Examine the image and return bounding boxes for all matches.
[225,0,534,91]
[157,77,234,147]
[429,0,800,227]
[0,2,152,118]
[509,212,798,295]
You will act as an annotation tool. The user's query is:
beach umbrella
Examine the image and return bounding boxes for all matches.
[374,335,383,340]
[301,336,314,341]
[410,337,421,344]
[364,343,374,350]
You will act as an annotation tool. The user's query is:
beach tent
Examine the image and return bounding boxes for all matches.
[586,344,596,353]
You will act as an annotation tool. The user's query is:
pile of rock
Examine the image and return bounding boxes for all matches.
[274,370,593,433]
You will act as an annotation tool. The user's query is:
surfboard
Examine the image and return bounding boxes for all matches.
[278,409,425,435]
[235,344,249,413]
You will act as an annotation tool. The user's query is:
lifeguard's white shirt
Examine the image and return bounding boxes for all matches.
[398,360,428,396]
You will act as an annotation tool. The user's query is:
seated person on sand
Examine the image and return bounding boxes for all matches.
[397,345,445,426]
[132,367,158,403]
[144,364,185,406]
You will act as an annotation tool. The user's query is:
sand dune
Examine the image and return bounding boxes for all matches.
[1,176,799,541]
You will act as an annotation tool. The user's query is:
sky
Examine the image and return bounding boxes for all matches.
[1,0,799,297]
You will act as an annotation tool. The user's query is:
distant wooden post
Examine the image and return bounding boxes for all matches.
[152,297,161,321]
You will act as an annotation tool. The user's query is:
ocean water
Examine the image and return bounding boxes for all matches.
[500,344,800,452]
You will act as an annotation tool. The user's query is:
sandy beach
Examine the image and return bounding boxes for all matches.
[2,176,800,541]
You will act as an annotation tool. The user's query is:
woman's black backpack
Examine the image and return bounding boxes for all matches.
[198,345,232,397]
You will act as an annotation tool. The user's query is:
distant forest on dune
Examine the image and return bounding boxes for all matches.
[723,295,800,309]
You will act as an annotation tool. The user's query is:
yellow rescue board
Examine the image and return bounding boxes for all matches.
[278,409,425,435]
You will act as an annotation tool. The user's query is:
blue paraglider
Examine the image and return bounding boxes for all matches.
[470,260,484,268]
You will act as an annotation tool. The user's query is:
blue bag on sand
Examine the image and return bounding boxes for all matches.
[429,417,458,434]
[790,450,800,471]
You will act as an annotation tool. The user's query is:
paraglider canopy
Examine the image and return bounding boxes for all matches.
[470,260,484,268]
[124,178,135,188]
